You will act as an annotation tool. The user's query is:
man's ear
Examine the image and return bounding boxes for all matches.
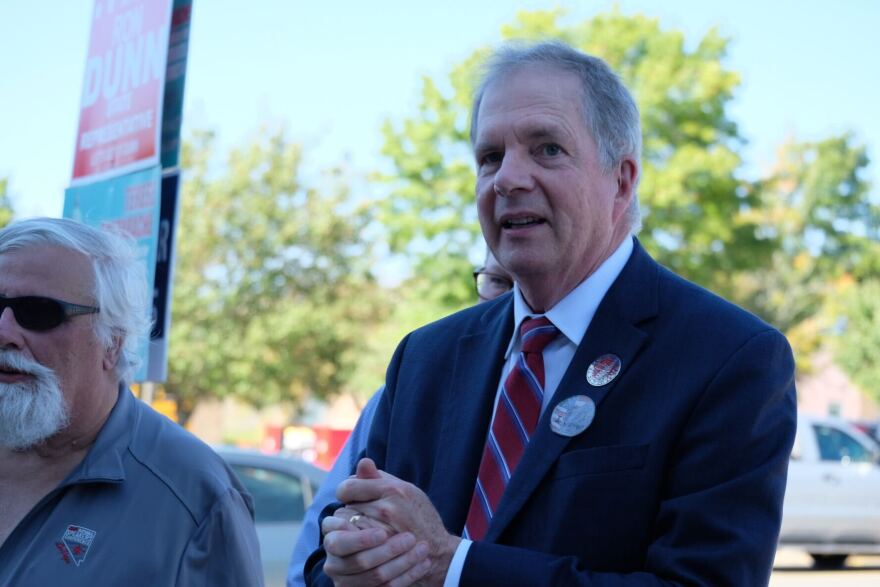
[103,335,123,371]
[612,157,639,222]
[616,158,638,198]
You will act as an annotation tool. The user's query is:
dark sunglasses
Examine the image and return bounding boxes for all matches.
[0,295,100,332]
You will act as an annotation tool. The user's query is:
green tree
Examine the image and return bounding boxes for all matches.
[832,279,880,405]
[166,129,389,422]
[0,178,13,228]
[378,9,772,312]
[346,274,454,401]
[763,134,877,275]
[735,134,878,368]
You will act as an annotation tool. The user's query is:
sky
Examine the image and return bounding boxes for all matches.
[1,0,878,219]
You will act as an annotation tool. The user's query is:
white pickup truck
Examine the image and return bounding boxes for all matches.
[779,414,880,568]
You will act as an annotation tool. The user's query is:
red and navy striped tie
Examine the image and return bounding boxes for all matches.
[463,316,558,541]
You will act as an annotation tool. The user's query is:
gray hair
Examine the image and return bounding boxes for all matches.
[470,41,642,232]
[0,217,151,383]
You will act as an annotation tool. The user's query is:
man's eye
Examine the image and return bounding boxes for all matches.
[480,152,502,166]
[541,144,562,157]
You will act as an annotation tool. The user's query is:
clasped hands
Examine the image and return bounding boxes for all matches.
[320,458,461,587]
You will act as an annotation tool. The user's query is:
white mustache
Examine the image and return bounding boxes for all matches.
[0,350,55,380]
[0,348,67,450]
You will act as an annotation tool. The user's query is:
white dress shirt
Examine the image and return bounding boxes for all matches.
[443,236,634,587]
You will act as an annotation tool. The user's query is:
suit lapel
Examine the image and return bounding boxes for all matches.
[485,240,660,541]
[428,296,513,532]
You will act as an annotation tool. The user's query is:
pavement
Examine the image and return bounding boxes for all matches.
[770,548,880,586]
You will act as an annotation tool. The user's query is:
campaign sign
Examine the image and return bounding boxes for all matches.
[71,0,173,184]
[63,165,162,382]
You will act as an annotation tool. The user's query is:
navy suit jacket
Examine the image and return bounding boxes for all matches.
[307,240,797,586]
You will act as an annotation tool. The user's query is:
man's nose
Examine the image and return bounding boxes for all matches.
[0,307,25,349]
[492,150,535,197]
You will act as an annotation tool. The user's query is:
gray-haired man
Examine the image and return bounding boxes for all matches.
[0,217,263,585]
[307,40,795,587]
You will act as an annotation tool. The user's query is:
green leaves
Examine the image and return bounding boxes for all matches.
[167,129,389,420]
[731,134,876,372]
[0,178,13,229]
[833,279,880,405]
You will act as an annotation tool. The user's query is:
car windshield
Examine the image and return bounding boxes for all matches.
[813,424,875,464]
[231,464,306,523]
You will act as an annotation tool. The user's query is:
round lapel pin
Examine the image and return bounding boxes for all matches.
[550,395,596,437]
[586,354,622,387]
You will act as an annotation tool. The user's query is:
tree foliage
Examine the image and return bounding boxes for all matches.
[0,178,13,228]
[345,273,456,401]
[763,135,877,274]
[733,134,878,369]
[832,279,880,405]
[166,129,389,422]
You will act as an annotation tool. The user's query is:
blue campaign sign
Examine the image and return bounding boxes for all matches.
[63,165,162,382]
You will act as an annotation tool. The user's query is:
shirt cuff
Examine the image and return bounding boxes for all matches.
[442,539,472,587]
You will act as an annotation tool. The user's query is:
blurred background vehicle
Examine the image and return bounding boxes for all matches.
[216,447,327,587]
[780,414,880,569]
[851,420,880,447]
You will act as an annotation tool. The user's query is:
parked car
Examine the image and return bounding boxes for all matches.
[216,447,327,587]
[851,419,880,446]
[779,414,880,568]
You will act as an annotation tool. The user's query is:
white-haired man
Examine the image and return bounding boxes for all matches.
[0,217,263,585]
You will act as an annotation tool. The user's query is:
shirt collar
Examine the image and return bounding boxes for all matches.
[63,384,134,485]
[506,236,634,357]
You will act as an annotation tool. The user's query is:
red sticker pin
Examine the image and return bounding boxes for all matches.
[586,354,621,386]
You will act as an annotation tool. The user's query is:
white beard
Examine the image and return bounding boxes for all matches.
[0,350,68,450]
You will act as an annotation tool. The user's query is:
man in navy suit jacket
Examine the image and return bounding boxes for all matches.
[306,41,796,587]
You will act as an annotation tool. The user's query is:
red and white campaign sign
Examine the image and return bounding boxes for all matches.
[72,0,173,183]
